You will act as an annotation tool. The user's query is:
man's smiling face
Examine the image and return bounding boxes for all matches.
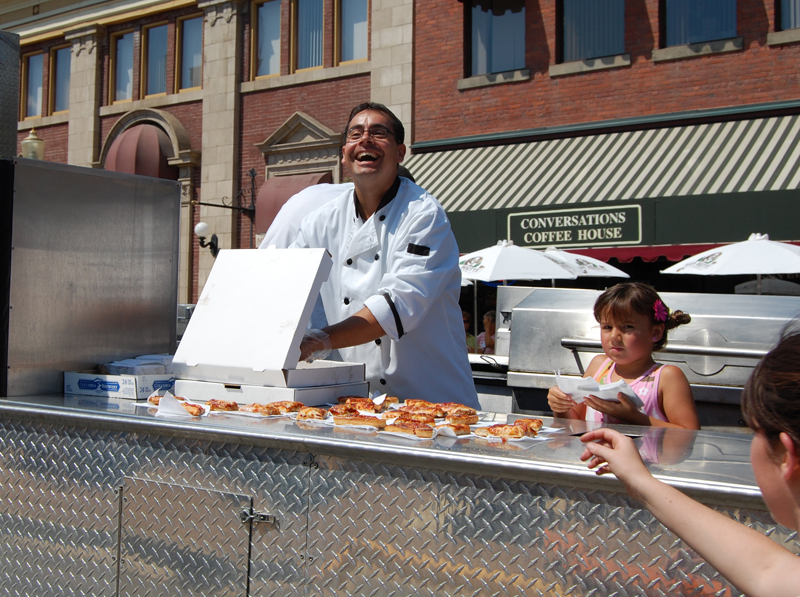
[342,110,406,186]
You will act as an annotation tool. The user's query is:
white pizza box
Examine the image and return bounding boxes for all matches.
[171,248,365,388]
[174,379,369,406]
[64,371,175,400]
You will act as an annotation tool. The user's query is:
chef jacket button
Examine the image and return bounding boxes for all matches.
[343,297,350,305]
[379,215,386,221]
[374,254,379,261]
[346,258,353,265]
[380,378,386,385]
[375,338,381,345]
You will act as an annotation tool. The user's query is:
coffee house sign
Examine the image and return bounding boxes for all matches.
[508,205,641,249]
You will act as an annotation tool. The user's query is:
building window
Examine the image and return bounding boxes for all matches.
[51,45,71,113]
[467,0,526,77]
[255,0,281,77]
[23,52,44,118]
[780,0,800,30]
[664,0,736,46]
[295,0,323,70]
[561,0,624,63]
[112,31,134,102]
[338,0,368,63]
[143,23,168,96]
[178,16,203,90]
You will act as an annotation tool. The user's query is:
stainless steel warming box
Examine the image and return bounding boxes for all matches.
[506,287,800,424]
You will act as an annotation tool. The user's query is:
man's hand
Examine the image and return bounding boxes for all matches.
[299,329,332,362]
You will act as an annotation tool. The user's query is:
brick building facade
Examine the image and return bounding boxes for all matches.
[5,0,413,302]
[406,0,800,292]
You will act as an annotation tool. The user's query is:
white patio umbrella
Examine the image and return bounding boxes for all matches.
[459,240,577,282]
[459,240,576,341]
[542,246,629,280]
[661,233,800,294]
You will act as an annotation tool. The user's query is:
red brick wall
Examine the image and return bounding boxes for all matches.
[236,73,371,247]
[414,0,791,143]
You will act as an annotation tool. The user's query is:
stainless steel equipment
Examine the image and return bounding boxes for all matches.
[0,395,791,596]
[0,158,180,396]
[506,287,800,425]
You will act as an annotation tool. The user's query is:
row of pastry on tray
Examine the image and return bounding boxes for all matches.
[145,394,544,440]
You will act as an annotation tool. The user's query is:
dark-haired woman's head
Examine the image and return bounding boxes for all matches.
[593,282,691,351]
[742,325,800,448]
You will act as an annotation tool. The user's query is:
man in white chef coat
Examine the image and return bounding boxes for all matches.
[292,102,479,408]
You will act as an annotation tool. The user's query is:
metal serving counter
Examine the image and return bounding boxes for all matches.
[0,395,795,596]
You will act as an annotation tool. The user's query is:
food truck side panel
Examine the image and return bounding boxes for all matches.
[0,158,179,397]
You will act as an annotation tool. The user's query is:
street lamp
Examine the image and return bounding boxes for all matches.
[20,128,45,160]
[194,222,219,258]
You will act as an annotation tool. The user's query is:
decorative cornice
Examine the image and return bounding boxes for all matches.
[198,0,243,26]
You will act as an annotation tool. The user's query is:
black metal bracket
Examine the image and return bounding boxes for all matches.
[191,168,258,222]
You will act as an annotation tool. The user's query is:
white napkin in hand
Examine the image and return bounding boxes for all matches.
[555,373,643,408]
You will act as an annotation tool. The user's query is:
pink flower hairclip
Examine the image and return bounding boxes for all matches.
[653,299,668,322]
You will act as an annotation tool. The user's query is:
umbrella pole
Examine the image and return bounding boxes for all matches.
[758,273,762,295]
[473,283,479,347]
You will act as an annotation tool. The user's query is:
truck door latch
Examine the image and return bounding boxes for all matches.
[239,508,278,526]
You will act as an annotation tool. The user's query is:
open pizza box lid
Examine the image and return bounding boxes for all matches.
[172,248,365,388]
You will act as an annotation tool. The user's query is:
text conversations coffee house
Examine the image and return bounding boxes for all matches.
[405,104,800,292]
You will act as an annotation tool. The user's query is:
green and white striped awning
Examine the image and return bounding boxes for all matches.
[404,115,800,212]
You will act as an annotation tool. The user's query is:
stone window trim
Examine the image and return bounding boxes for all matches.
[652,37,743,62]
[18,112,69,130]
[549,53,631,78]
[457,69,530,91]
[99,88,203,116]
[241,59,370,93]
[767,29,800,46]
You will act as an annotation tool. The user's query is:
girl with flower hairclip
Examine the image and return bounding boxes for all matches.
[548,282,700,429]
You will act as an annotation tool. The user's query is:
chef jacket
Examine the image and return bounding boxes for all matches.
[292,177,479,408]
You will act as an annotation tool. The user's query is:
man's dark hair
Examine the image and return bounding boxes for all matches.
[343,102,405,145]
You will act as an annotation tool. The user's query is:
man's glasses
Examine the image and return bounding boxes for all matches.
[345,125,395,143]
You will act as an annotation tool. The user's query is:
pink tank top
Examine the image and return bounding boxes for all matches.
[585,358,667,424]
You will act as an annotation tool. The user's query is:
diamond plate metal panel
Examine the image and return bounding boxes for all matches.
[119,477,250,596]
[0,419,310,597]
[307,454,800,597]
[306,455,446,596]
[0,413,798,597]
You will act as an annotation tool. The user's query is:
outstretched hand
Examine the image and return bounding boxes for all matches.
[583,392,647,426]
[580,428,653,494]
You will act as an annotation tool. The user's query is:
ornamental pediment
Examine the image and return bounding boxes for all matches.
[256,111,341,156]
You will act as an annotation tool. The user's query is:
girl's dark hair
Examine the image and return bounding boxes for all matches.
[593,282,691,351]
[741,324,800,447]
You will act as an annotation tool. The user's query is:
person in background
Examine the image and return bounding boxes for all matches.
[477,310,496,355]
[579,325,800,596]
[292,102,479,409]
[463,310,477,353]
[547,282,700,430]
